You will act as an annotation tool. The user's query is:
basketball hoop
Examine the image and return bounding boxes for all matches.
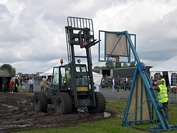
[107,56,119,62]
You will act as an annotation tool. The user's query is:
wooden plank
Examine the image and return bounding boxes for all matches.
[128,79,136,120]
[128,73,150,121]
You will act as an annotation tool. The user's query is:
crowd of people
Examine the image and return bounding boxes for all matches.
[1,76,37,93]
[108,76,132,92]
[1,76,19,93]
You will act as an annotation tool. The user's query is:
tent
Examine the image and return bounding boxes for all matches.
[39,68,102,85]
[39,68,53,76]
[93,72,103,85]
[150,56,177,86]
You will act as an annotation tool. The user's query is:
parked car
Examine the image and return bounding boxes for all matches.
[100,77,112,88]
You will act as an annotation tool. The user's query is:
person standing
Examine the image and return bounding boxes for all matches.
[64,77,67,89]
[9,79,14,93]
[125,77,129,91]
[40,78,45,92]
[112,77,115,92]
[48,76,53,85]
[45,82,49,91]
[21,78,26,92]
[124,77,128,91]
[157,74,166,87]
[2,76,8,93]
[155,80,169,120]
[14,77,19,92]
[28,77,34,92]
[116,76,120,92]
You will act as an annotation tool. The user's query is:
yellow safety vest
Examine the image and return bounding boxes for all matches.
[64,79,66,83]
[161,78,166,87]
[157,84,168,103]
[66,71,71,79]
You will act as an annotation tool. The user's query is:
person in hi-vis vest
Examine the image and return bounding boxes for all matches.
[63,77,67,89]
[155,80,169,120]
[65,71,71,87]
[157,74,166,87]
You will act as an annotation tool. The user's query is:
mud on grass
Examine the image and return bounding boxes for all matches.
[0,93,107,133]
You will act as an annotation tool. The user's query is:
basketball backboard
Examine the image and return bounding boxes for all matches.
[98,30,136,63]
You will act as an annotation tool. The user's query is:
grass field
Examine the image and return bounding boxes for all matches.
[14,95,177,133]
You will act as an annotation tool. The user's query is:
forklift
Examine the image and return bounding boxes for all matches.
[33,17,106,114]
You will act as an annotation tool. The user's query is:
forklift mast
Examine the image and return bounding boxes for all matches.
[64,17,100,108]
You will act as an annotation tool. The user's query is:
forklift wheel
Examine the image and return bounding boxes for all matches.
[33,92,47,112]
[88,92,106,114]
[54,92,72,114]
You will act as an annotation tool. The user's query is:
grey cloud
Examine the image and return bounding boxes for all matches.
[0,4,32,42]
[134,9,177,64]
[1,0,177,73]
[0,4,8,14]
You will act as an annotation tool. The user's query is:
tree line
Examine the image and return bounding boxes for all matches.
[0,64,16,77]
[94,61,136,70]
[0,61,136,76]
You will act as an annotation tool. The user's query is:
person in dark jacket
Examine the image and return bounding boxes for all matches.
[14,77,19,92]
[2,76,8,93]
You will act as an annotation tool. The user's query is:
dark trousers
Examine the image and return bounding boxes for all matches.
[14,84,18,92]
[162,102,168,120]
[2,84,7,92]
[41,86,44,92]
[29,85,33,92]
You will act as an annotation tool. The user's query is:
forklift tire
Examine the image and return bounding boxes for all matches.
[33,92,47,112]
[54,92,72,114]
[88,92,106,114]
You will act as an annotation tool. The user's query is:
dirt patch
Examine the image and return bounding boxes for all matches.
[0,93,108,133]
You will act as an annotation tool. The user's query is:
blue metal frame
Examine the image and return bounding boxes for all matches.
[124,31,177,131]
[99,30,177,132]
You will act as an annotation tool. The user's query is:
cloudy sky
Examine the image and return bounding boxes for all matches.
[0,0,177,74]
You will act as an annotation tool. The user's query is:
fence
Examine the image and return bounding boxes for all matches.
[99,87,177,104]
[19,80,177,104]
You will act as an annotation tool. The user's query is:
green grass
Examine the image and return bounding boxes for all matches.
[15,98,177,133]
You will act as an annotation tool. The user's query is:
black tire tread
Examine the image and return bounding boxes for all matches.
[33,92,47,112]
[88,92,106,113]
[54,92,72,114]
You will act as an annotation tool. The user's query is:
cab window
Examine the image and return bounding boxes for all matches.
[53,67,59,85]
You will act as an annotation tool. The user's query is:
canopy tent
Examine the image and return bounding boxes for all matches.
[39,68,53,76]
[150,56,177,86]
[39,68,102,85]
[93,72,103,85]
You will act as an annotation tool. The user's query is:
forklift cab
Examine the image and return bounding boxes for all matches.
[51,64,91,95]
